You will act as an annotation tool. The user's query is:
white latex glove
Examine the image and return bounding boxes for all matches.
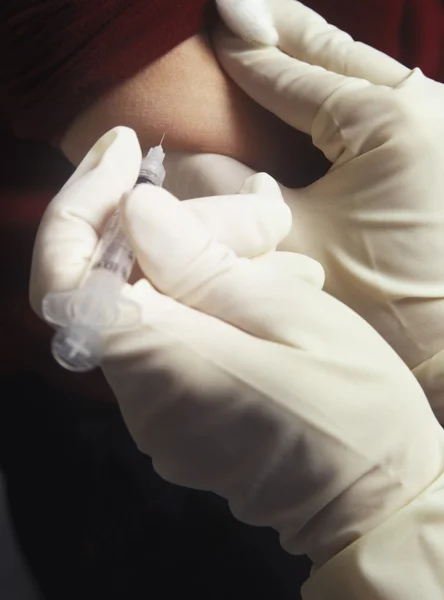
[30,127,444,599]
[168,0,444,424]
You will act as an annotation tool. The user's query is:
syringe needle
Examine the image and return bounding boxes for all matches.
[160,132,166,146]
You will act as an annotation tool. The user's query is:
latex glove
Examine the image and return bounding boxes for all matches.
[30,127,444,598]
[169,0,444,424]
[30,126,324,307]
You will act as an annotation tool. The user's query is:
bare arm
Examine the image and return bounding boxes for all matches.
[60,34,327,188]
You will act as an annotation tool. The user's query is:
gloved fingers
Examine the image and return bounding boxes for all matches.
[122,173,293,292]
[216,0,410,87]
[121,183,346,349]
[214,26,372,139]
[103,276,295,493]
[185,173,291,258]
[253,251,325,290]
[126,174,293,286]
[107,275,444,571]
[121,184,239,300]
[269,0,410,87]
[164,151,255,200]
[216,0,279,46]
[30,127,141,316]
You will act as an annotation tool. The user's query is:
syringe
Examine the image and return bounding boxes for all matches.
[42,141,166,373]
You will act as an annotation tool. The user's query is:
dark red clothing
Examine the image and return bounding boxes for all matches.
[305,0,444,82]
[3,1,443,143]
[0,0,213,142]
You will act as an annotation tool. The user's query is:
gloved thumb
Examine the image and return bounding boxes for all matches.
[185,172,291,257]
[30,126,141,316]
[236,173,325,288]
[121,185,241,302]
[120,184,324,306]
[236,171,281,196]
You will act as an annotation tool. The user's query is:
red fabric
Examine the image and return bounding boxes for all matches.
[0,0,214,142]
[1,0,443,140]
[305,0,444,80]
[1,0,444,405]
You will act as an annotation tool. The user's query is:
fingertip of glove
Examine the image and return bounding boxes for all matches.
[238,172,282,197]
[216,0,279,47]
[63,126,142,191]
[239,173,292,235]
[92,127,140,167]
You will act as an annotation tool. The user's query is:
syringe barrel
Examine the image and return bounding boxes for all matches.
[83,142,166,286]
[83,209,135,286]
[44,141,166,373]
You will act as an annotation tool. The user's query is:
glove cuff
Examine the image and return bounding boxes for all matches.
[302,472,444,600]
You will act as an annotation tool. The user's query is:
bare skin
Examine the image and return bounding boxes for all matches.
[60,33,328,188]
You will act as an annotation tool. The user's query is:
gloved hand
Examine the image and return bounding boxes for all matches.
[30,126,444,599]
[167,0,444,423]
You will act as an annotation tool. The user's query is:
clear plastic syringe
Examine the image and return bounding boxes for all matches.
[42,142,166,373]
